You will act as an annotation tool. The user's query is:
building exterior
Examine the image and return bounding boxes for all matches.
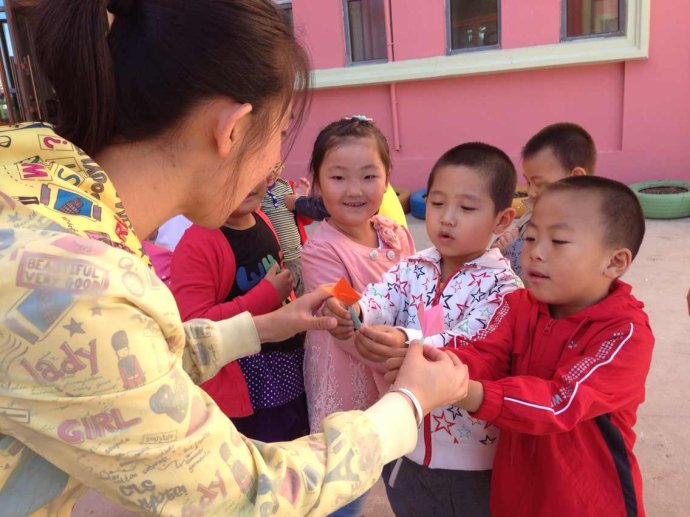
[0,1,686,188]
[283,0,687,189]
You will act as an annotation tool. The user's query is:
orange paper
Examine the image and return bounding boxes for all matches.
[321,277,361,306]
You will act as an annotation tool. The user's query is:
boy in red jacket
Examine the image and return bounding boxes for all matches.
[386,176,653,516]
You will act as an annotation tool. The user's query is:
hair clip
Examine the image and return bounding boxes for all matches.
[345,114,374,123]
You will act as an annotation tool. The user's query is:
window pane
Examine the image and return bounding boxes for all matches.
[449,0,499,51]
[347,0,387,62]
[566,0,621,38]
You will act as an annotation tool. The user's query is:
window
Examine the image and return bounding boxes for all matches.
[448,0,499,52]
[344,0,387,64]
[565,0,624,39]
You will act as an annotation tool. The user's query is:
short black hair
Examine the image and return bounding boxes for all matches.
[542,176,645,259]
[522,122,597,174]
[427,142,517,213]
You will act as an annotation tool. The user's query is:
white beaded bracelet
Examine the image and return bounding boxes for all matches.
[389,387,424,428]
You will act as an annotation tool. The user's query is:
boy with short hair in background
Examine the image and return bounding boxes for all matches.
[495,122,597,278]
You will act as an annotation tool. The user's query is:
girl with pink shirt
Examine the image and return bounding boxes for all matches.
[301,117,415,515]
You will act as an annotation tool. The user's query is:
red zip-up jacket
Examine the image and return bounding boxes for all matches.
[448,280,653,517]
[171,211,283,418]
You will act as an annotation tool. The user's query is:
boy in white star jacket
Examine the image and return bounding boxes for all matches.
[326,143,522,516]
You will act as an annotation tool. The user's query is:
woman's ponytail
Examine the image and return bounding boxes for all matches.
[33,0,116,155]
[33,0,309,161]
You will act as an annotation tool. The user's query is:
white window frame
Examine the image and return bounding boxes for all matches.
[312,0,648,90]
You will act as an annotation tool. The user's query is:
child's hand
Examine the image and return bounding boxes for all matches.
[389,341,470,415]
[265,264,294,300]
[283,193,298,211]
[492,226,519,252]
[323,297,355,340]
[355,324,407,362]
[295,177,311,197]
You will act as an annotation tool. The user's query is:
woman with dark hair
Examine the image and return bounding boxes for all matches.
[0,1,469,515]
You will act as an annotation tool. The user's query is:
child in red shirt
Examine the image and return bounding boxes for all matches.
[387,176,654,516]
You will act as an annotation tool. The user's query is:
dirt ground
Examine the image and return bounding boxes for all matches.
[73,216,690,516]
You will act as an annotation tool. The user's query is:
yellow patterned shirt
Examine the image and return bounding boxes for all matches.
[0,123,417,516]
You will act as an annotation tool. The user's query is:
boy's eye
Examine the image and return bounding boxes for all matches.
[330,175,344,181]
[364,174,379,180]
[524,236,536,242]
[461,206,477,212]
[429,201,443,207]
[552,239,569,245]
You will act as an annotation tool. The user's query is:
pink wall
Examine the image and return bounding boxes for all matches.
[391,0,446,59]
[285,1,689,190]
[502,1,561,48]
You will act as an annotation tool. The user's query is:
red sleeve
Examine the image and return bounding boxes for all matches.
[446,293,519,381]
[171,228,281,322]
[473,321,654,435]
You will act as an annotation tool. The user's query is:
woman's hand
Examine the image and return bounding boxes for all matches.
[355,324,407,362]
[264,264,294,301]
[385,342,469,416]
[322,297,355,340]
[253,288,337,343]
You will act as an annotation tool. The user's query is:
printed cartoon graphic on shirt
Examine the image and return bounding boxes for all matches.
[40,184,102,221]
[0,122,392,516]
[236,254,279,293]
[112,330,146,389]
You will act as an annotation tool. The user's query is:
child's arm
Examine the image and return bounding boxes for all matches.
[401,270,522,348]
[384,292,520,387]
[291,195,330,221]
[357,262,408,327]
[455,321,654,435]
[302,240,386,370]
[171,234,282,322]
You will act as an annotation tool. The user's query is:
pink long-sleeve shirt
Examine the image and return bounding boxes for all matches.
[301,217,415,432]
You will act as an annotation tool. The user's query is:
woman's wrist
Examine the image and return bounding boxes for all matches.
[253,313,277,343]
[388,387,423,426]
[365,392,418,462]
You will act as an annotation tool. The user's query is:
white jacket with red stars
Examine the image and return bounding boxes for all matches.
[359,246,522,470]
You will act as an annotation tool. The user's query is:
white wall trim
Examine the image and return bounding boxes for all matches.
[311,0,650,89]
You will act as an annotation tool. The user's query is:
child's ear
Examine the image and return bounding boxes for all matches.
[493,207,516,235]
[604,248,632,279]
[570,166,587,177]
[214,101,253,158]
